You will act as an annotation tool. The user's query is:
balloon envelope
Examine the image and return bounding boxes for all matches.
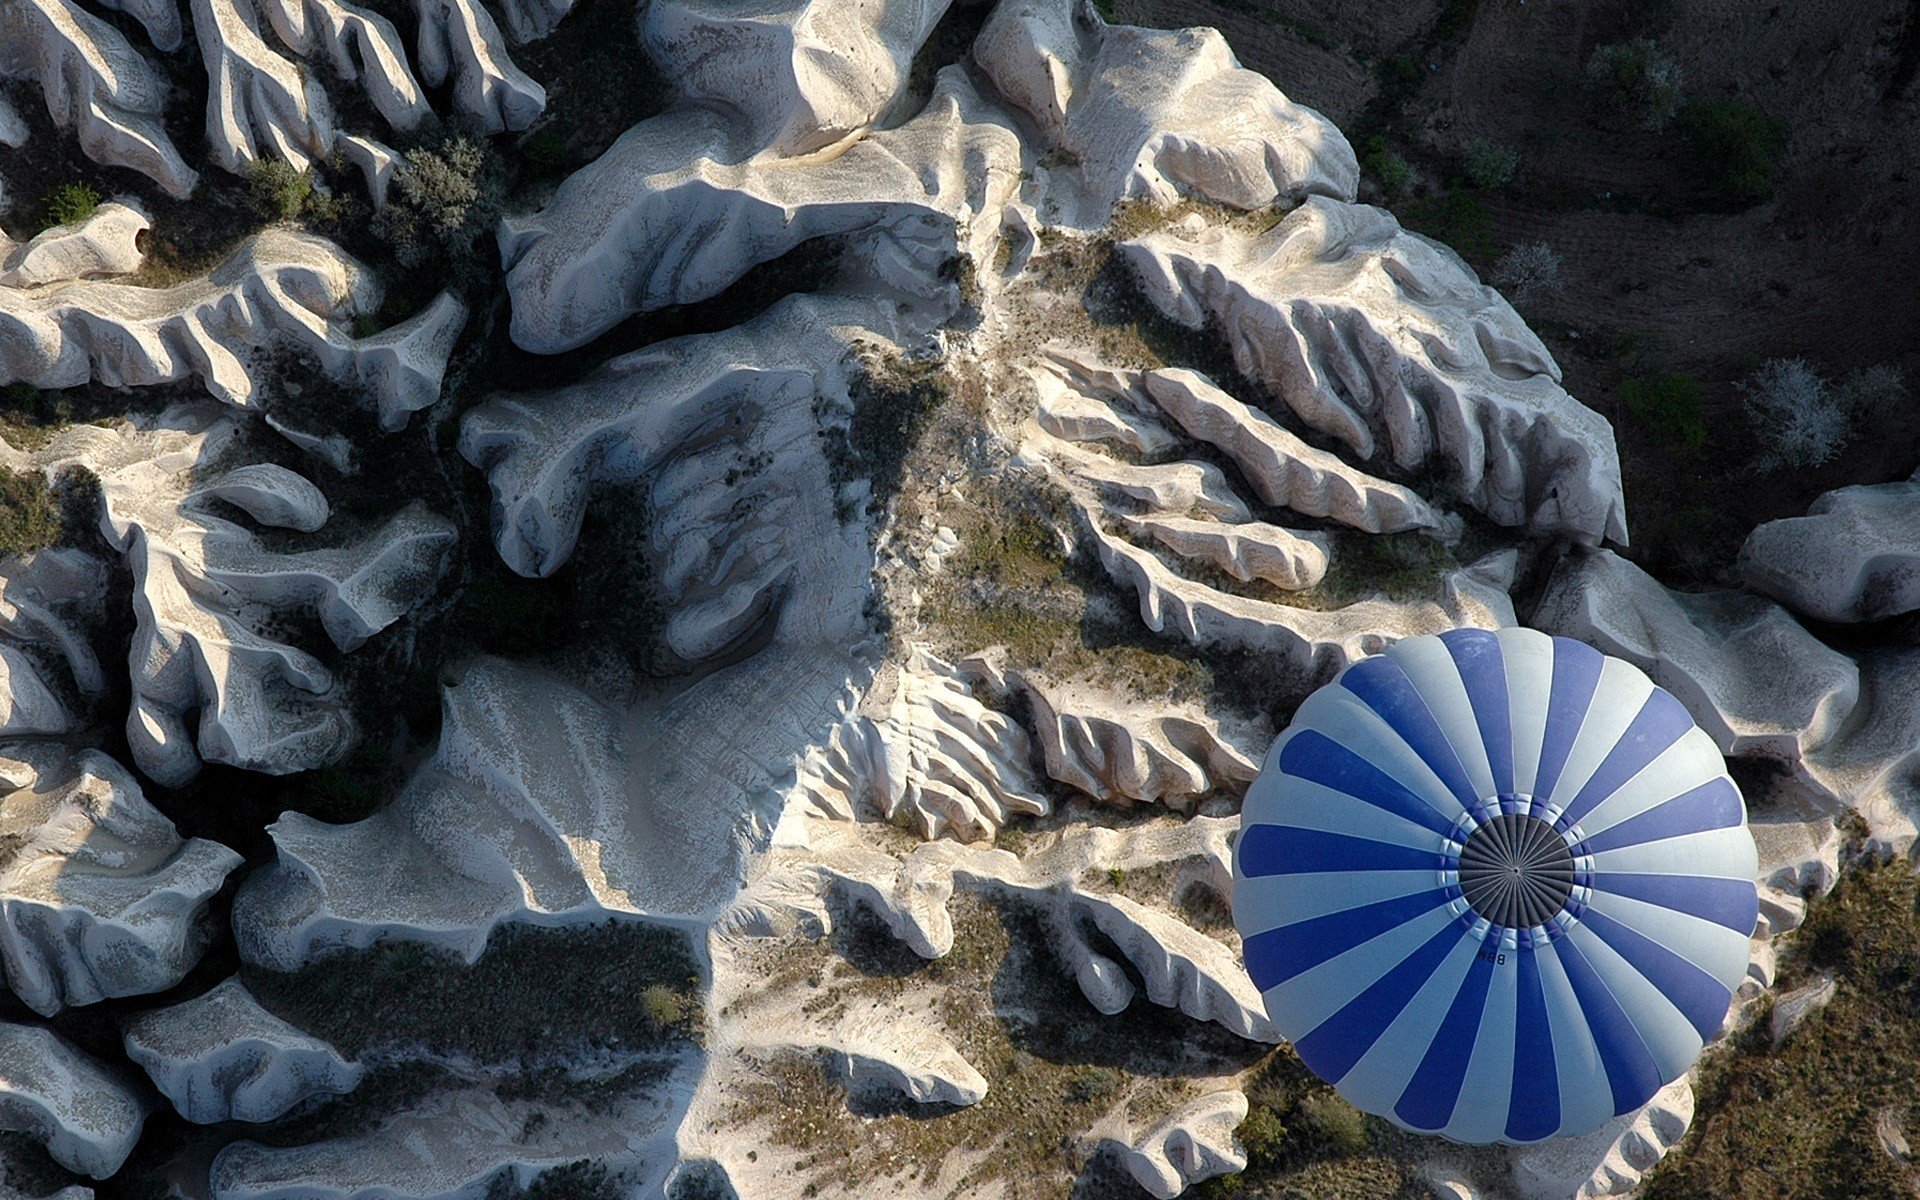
[1233,627,1758,1143]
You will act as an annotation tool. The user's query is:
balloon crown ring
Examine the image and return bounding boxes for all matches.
[1438,795,1595,945]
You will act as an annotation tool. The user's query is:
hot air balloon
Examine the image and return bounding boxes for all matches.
[1232,627,1758,1143]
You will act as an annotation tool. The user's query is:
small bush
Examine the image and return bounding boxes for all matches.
[521,128,568,173]
[1298,1092,1368,1156]
[1621,370,1706,450]
[1460,137,1518,189]
[1361,136,1412,196]
[1402,190,1492,261]
[1833,364,1909,414]
[374,135,503,290]
[1237,1107,1289,1167]
[1681,99,1786,208]
[1741,358,1850,470]
[641,983,693,1029]
[1587,39,1684,132]
[0,466,61,556]
[248,159,314,220]
[43,183,101,228]
[1490,240,1563,307]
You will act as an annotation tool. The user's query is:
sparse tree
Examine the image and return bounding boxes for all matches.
[1361,136,1412,197]
[1833,363,1909,415]
[373,134,502,290]
[1741,358,1852,470]
[1491,241,1563,307]
[1587,39,1684,132]
[247,159,313,220]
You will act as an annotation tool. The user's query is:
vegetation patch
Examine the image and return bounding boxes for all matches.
[1680,100,1787,210]
[821,350,958,521]
[0,465,65,557]
[40,182,100,230]
[1195,1052,1431,1199]
[1400,191,1492,264]
[730,893,1264,1198]
[244,919,703,1065]
[247,159,315,220]
[1645,857,1920,1200]
[373,133,506,294]
[1621,368,1707,452]
[1586,38,1685,133]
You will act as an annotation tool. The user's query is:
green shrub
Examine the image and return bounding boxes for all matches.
[1621,369,1706,450]
[1237,1106,1289,1167]
[521,128,568,173]
[0,466,61,556]
[43,183,100,228]
[1402,190,1491,261]
[1361,136,1412,196]
[1587,39,1684,132]
[1299,1092,1368,1156]
[1460,137,1518,189]
[1681,99,1786,208]
[641,983,693,1029]
[248,159,314,220]
[373,135,503,290]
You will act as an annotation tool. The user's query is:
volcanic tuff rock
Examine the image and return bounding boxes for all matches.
[1740,469,1920,623]
[0,0,1840,1194]
[0,228,467,422]
[124,977,365,1123]
[0,747,239,1014]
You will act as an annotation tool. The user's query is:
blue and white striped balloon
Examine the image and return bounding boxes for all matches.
[1232,627,1758,1143]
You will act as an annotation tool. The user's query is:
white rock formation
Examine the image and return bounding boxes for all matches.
[124,977,365,1123]
[1014,673,1259,809]
[1119,198,1627,545]
[235,648,871,967]
[19,410,456,784]
[0,549,110,740]
[500,0,1352,353]
[641,0,948,155]
[974,0,1357,218]
[1768,975,1837,1046]
[1113,1089,1248,1199]
[193,0,337,174]
[0,747,240,1014]
[794,648,1047,842]
[0,202,149,288]
[1140,368,1440,533]
[499,71,1021,353]
[798,1015,988,1107]
[1035,424,1518,676]
[1124,515,1331,590]
[0,0,199,197]
[1740,471,1920,623]
[255,0,429,134]
[1534,548,1859,769]
[0,229,467,424]
[462,291,889,581]
[411,0,546,132]
[0,1023,146,1179]
[778,814,1270,1042]
[1508,1078,1693,1200]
